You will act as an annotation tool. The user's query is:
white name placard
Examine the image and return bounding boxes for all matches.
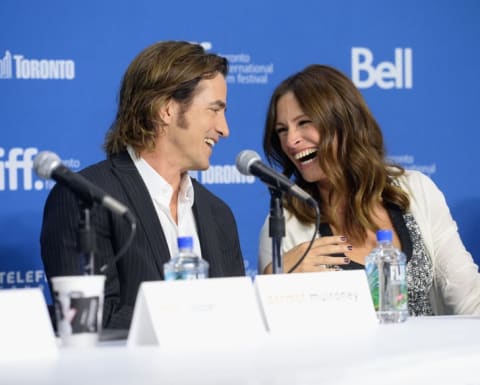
[254,270,378,335]
[127,276,267,348]
[0,288,58,361]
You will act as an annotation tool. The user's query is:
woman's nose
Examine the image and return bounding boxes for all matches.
[286,128,301,147]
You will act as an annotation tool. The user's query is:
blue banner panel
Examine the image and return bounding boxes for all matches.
[1,0,479,303]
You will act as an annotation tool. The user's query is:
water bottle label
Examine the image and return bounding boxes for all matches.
[394,290,408,309]
[365,263,379,311]
[390,264,406,282]
[389,264,407,310]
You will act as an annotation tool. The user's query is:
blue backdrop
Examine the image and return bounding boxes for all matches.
[1,0,479,303]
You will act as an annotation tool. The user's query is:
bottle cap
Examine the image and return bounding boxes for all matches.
[177,236,193,249]
[376,229,393,242]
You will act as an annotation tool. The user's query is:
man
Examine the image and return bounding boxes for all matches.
[41,41,245,330]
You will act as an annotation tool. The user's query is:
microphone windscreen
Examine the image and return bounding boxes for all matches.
[33,151,62,179]
[236,150,261,175]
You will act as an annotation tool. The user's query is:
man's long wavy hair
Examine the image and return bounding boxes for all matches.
[263,65,409,243]
[104,41,228,156]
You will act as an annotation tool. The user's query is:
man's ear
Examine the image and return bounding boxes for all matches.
[158,98,178,125]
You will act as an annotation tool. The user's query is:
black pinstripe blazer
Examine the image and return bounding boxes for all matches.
[40,151,245,329]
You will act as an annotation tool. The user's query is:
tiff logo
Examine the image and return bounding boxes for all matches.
[0,147,49,191]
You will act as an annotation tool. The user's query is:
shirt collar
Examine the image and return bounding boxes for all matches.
[127,146,194,208]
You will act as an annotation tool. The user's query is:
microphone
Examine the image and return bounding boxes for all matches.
[34,151,131,218]
[235,150,317,207]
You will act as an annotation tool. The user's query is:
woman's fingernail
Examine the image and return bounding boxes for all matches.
[340,236,347,241]
[344,257,350,264]
[347,245,353,251]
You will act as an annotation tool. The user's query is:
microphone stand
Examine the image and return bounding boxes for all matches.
[268,187,285,274]
[77,201,96,275]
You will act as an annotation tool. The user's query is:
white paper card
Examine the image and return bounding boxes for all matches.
[254,270,378,335]
[128,276,267,348]
[0,288,58,361]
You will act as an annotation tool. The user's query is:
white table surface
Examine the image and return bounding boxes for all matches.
[2,316,480,385]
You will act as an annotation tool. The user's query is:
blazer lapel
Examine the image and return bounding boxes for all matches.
[109,151,171,273]
[191,181,221,274]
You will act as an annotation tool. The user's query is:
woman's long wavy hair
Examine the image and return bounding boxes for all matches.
[104,40,228,156]
[263,65,409,243]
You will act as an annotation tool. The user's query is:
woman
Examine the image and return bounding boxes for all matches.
[258,64,480,315]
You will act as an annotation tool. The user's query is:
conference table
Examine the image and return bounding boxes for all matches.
[2,316,480,385]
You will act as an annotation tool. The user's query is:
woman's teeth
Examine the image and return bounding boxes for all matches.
[295,149,317,163]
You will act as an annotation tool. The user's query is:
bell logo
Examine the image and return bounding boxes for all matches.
[351,47,413,89]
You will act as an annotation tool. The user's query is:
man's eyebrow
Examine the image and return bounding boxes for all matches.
[210,100,227,109]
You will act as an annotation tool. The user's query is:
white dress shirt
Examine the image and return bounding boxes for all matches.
[127,147,201,259]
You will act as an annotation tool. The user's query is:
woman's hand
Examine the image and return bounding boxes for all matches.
[263,236,352,274]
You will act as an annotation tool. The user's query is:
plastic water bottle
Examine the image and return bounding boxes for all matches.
[163,236,209,280]
[365,229,408,323]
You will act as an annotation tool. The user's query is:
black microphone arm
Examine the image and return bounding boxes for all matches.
[236,149,320,274]
[34,151,131,218]
[34,151,136,274]
[235,149,317,207]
